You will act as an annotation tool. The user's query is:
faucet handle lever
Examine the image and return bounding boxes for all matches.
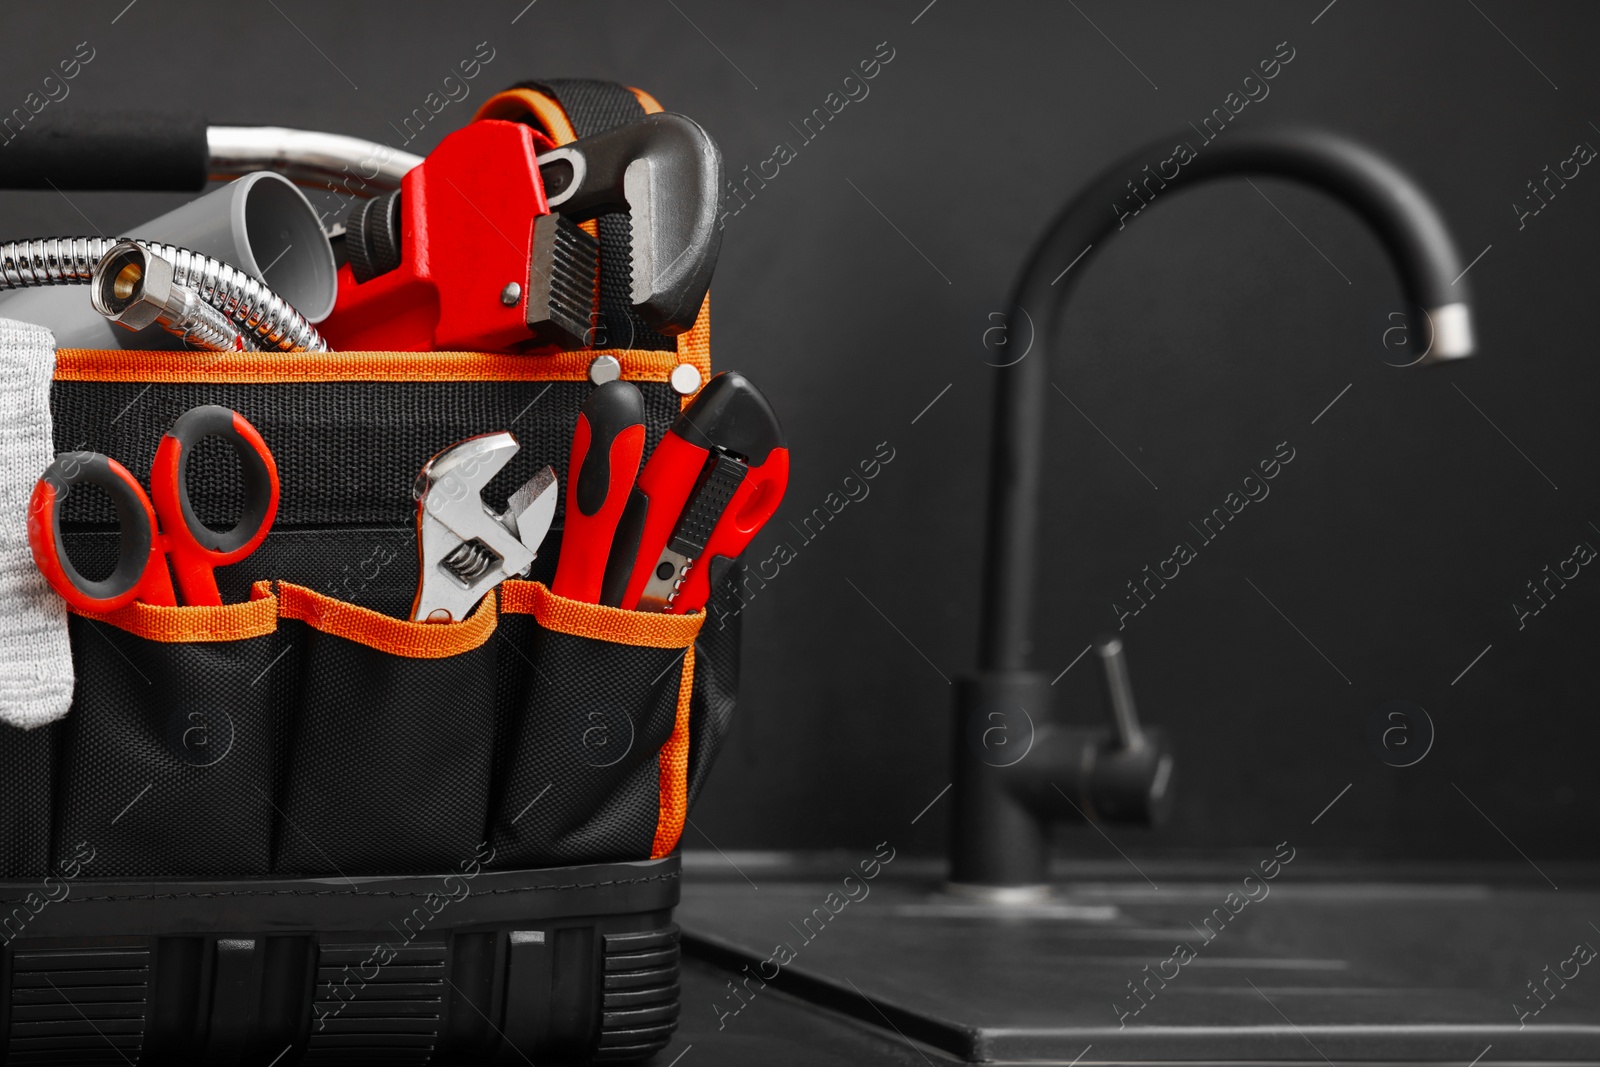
[1094,635,1144,751]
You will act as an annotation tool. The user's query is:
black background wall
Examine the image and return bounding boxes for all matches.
[3,0,1595,866]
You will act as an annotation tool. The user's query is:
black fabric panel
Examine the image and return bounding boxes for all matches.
[490,612,540,851]
[49,380,682,529]
[490,615,685,866]
[0,721,53,879]
[273,618,496,876]
[55,614,291,878]
[523,78,677,353]
[686,568,743,810]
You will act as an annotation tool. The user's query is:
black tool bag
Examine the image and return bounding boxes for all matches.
[0,80,739,1065]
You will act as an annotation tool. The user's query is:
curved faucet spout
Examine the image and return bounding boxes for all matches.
[979,128,1477,673]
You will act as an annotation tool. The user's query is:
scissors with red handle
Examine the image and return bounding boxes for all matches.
[28,405,279,612]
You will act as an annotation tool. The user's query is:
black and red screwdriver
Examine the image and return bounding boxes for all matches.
[552,380,647,602]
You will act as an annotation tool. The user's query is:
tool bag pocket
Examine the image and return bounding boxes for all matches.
[37,343,740,880]
[53,590,288,878]
[490,581,703,868]
[271,582,501,876]
[0,721,56,879]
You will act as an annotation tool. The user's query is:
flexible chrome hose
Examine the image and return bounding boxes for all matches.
[155,241,327,352]
[171,299,258,352]
[0,236,328,352]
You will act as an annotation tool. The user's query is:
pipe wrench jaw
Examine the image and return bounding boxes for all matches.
[411,432,559,623]
[527,112,723,347]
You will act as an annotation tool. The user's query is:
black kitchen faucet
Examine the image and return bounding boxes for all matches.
[952,128,1479,893]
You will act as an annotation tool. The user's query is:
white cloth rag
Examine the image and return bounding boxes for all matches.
[0,317,73,729]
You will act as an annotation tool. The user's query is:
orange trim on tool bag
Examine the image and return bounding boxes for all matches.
[651,642,695,858]
[629,87,665,115]
[476,86,662,137]
[71,582,279,642]
[498,581,700,858]
[276,581,496,658]
[498,581,703,649]
[676,296,711,407]
[474,88,578,143]
[52,349,690,385]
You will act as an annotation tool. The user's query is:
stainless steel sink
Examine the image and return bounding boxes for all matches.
[677,858,1600,1063]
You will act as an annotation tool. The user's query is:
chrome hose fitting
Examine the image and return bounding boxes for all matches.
[90,241,255,353]
[0,236,328,352]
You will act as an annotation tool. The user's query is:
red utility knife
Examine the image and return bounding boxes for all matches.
[552,380,647,603]
[601,372,789,614]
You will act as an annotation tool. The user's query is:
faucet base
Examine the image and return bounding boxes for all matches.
[949,670,1174,888]
[941,880,1053,905]
[949,671,1055,887]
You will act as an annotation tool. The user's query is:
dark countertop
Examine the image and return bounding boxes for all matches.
[664,855,1600,1065]
[654,956,960,1067]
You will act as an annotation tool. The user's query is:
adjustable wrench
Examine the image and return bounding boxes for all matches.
[411,432,558,623]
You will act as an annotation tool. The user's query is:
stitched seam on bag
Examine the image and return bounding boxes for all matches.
[652,642,696,858]
[53,348,688,384]
[500,581,702,648]
[276,580,497,657]
[71,592,279,643]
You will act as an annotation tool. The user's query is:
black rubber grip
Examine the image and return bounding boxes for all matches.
[666,454,748,557]
[599,488,648,608]
[575,380,645,516]
[670,372,785,467]
[167,406,275,555]
[0,110,207,191]
[42,452,152,603]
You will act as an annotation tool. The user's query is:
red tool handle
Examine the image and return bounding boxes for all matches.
[150,406,279,606]
[553,381,646,603]
[28,452,175,612]
[667,446,789,614]
[28,406,279,612]
[607,372,788,611]
[609,431,710,610]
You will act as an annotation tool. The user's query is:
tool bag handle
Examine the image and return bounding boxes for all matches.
[0,109,208,190]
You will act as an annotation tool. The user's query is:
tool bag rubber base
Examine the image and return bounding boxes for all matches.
[0,855,681,1065]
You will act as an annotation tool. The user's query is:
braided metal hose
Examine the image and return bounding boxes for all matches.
[0,236,328,352]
